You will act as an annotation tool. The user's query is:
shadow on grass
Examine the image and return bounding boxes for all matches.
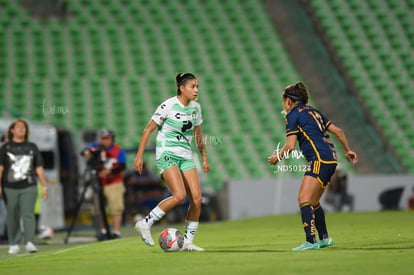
[205,249,288,253]
[339,245,414,251]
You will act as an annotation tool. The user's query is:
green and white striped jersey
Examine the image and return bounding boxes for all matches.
[152,96,203,160]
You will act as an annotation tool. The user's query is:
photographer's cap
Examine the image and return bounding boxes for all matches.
[98,129,114,139]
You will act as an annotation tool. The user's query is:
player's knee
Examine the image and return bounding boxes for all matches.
[298,194,311,205]
[190,196,202,209]
[172,192,186,204]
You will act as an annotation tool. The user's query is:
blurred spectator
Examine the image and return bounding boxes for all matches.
[124,162,165,220]
[86,129,126,239]
[0,119,48,254]
[325,169,354,212]
[0,195,6,244]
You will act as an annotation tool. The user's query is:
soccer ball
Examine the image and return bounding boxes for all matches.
[159,228,184,252]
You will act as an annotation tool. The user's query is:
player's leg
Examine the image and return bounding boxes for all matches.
[312,163,336,248]
[180,167,204,251]
[135,165,186,246]
[20,186,38,253]
[4,188,22,254]
[312,189,334,248]
[292,175,321,251]
[103,183,125,238]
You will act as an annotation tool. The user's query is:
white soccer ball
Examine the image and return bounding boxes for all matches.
[158,228,184,252]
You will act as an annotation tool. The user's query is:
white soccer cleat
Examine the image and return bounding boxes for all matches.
[181,242,205,252]
[134,220,155,246]
[25,242,37,253]
[8,245,20,255]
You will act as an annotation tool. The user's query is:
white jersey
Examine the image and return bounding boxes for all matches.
[152,96,203,160]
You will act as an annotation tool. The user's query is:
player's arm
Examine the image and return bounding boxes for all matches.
[268,135,297,165]
[36,166,48,200]
[327,123,358,164]
[194,125,210,173]
[134,120,158,174]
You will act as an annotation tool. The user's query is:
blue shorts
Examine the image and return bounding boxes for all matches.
[305,159,337,188]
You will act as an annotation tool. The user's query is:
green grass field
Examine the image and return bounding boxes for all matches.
[1,211,413,274]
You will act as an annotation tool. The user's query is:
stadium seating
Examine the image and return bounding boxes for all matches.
[1,0,361,191]
[309,0,414,173]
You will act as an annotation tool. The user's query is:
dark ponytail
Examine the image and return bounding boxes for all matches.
[176,72,196,95]
[282,81,309,104]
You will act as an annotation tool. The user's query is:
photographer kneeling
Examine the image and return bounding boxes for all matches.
[84,129,126,239]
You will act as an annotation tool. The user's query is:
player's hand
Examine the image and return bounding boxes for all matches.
[42,187,48,200]
[202,159,210,173]
[83,150,92,161]
[99,168,111,178]
[267,154,279,165]
[346,151,358,164]
[134,157,144,174]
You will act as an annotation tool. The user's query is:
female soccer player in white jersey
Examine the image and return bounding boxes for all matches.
[134,73,210,251]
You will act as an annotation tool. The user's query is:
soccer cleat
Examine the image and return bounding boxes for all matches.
[181,242,205,252]
[134,220,154,246]
[111,233,122,239]
[318,237,334,248]
[25,242,38,253]
[292,242,320,251]
[8,245,20,255]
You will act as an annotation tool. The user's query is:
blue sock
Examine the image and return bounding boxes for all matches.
[300,202,316,244]
[314,203,328,240]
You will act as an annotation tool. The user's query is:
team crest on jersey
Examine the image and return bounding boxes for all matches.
[191,111,197,121]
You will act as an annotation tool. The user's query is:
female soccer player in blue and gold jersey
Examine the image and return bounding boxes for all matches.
[268,82,358,251]
[134,73,210,251]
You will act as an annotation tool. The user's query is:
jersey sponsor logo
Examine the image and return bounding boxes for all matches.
[181,121,192,132]
[175,111,198,122]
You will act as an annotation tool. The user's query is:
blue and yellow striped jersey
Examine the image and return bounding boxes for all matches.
[285,103,337,163]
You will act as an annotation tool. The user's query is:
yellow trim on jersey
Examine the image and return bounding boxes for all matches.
[298,125,338,164]
[286,130,299,136]
[321,160,337,164]
[325,120,332,128]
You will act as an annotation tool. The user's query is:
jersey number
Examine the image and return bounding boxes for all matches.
[308,111,324,132]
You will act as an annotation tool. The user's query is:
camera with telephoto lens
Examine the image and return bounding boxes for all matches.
[81,145,105,169]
